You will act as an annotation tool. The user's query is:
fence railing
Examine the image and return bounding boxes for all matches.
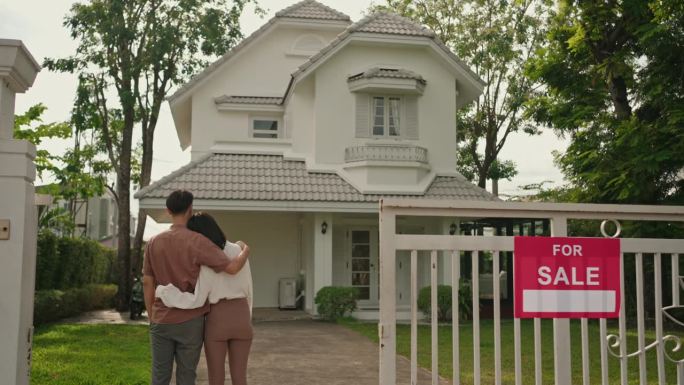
[378,199,684,385]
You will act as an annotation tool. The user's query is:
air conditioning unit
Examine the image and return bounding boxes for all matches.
[279,278,297,309]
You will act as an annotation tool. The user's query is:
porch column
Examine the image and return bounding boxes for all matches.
[439,218,458,284]
[313,213,333,312]
[0,39,40,385]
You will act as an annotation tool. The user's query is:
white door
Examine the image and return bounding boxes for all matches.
[349,228,379,307]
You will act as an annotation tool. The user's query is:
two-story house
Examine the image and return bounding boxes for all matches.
[135,0,496,318]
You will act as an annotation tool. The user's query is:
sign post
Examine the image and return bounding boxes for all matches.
[514,236,621,318]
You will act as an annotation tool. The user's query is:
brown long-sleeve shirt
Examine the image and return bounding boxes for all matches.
[143,224,229,324]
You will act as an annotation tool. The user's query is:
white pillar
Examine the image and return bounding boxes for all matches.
[0,39,40,385]
[439,218,457,284]
[313,213,333,313]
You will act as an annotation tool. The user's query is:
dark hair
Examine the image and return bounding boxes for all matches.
[187,213,226,249]
[166,190,193,215]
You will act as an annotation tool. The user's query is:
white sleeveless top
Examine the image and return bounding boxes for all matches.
[155,242,253,315]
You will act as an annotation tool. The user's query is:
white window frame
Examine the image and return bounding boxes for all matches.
[249,116,283,140]
[370,95,403,138]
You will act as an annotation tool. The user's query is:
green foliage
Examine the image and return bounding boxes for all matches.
[314,286,359,321]
[33,284,118,325]
[417,282,472,322]
[525,0,684,204]
[375,0,550,188]
[37,206,76,234]
[44,0,261,307]
[35,231,116,291]
[35,231,61,291]
[13,104,71,179]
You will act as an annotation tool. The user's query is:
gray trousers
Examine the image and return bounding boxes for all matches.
[150,315,204,385]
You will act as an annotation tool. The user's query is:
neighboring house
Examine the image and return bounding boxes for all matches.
[135,0,498,318]
[39,188,132,248]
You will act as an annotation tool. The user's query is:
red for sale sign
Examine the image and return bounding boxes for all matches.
[514,236,621,319]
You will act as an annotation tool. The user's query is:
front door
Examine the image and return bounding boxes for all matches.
[350,228,379,307]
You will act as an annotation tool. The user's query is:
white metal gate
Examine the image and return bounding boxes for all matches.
[378,199,684,385]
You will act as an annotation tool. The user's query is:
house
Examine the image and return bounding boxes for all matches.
[38,187,132,248]
[135,0,499,318]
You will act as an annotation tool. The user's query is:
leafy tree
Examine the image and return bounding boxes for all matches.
[44,0,259,309]
[13,104,71,178]
[374,0,550,191]
[525,0,684,204]
[15,104,108,235]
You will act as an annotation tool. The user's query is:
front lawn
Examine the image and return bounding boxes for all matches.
[31,324,150,385]
[339,318,684,385]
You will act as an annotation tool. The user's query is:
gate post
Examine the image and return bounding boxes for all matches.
[379,200,396,385]
[551,216,572,385]
[0,39,41,385]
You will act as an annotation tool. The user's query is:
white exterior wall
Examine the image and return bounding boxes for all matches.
[288,76,315,160]
[190,25,343,159]
[212,211,303,308]
[310,43,459,172]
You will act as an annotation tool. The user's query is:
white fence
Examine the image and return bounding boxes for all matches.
[378,199,684,385]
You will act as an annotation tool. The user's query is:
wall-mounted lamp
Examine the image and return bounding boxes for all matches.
[449,222,457,235]
[321,221,328,234]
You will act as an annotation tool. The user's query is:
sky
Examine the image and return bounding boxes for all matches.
[1,0,568,239]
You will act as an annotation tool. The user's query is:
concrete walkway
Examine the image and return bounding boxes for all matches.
[190,320,447,385]
[61,309,446,384]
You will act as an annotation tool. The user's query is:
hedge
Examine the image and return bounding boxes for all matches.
[417,281,473,322]
[35,231,117,291]
[315,286,358,321]
[33,284,118,325]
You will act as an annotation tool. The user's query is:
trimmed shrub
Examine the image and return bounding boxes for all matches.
[33,284,117,325]
[35,231,60,290]
[36,232,115,290]
[315,286,358,321]
[417,281,473,322]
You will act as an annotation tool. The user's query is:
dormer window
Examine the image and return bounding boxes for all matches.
[251,117,282,139]
[350,67,423,140]
[372,96,401,137]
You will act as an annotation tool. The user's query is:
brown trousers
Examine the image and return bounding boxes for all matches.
[204,298,253,385]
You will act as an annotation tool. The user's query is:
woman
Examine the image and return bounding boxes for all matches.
[155,213,253,385]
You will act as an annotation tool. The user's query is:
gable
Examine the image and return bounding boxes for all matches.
[284,12,484,108]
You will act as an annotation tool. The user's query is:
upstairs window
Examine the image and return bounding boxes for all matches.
[355,94,418,140]
[251,118,280,139]
[372,96,401,137]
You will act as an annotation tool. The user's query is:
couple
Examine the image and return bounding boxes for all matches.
[142,189,253,385]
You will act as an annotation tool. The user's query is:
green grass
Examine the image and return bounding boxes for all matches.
[31,324,150,385]
[339,318,684,385]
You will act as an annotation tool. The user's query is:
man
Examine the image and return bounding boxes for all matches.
[143,189,249,385]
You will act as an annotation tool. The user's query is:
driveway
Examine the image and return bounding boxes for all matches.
[191,320,446,385]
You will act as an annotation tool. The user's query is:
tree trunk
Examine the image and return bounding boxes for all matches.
[131,97,160,275]
[115,176,132,311]
[131,213,147,274]
[607,74,632,120]
[492,178,499,197]
[477,173,487,189]
[115,108,135,311]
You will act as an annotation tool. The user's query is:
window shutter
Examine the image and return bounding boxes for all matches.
[404,96,419,139]
[355,94,371,138]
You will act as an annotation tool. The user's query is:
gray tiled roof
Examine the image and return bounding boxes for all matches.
[352,12,436,37]
[276,0,351,21]
[214,95,284,105]
[291,11,483,87]
[135,153,497,203]
[348,67,426,84]
[168,1,351,103]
